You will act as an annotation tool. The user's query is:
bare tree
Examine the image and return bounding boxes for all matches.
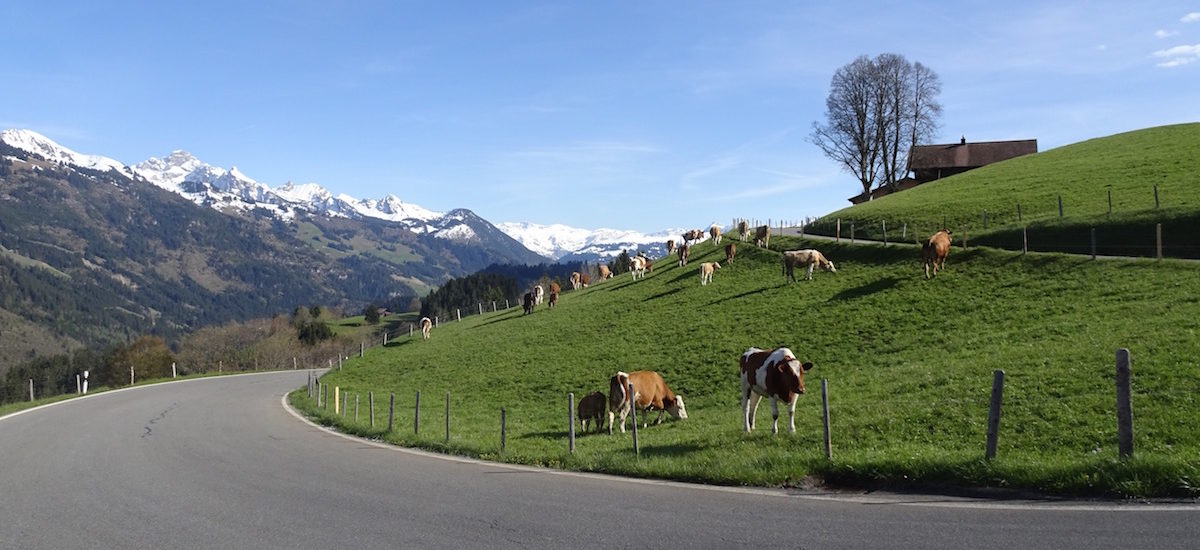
[811,54,942,199]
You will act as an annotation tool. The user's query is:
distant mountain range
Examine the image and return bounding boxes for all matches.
[1,129,674,262]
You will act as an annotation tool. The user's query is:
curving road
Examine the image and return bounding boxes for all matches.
[2,371,1198,549]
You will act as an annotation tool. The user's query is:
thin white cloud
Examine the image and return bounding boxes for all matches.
[1154,44,1200,67]
[1155,29,1179,38]
[1183,12,1200,23]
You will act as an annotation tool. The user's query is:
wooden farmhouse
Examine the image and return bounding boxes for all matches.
[849,136,1038,203]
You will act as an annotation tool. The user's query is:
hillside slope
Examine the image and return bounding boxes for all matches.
[306,233,1200,496]
[807,123,1200,258]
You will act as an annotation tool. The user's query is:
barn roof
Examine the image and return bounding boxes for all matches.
[908,138,1038,171]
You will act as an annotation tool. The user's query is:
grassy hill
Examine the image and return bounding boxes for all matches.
[806,123,1200,258]
[294,232,1200,498]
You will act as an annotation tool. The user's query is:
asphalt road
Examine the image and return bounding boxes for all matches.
[3,371,1199,549]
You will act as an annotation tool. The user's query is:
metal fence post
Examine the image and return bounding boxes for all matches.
[821,379,832,460]
[986,370,1005,460]
[1116,349,1134,458]
[569,392,576,454]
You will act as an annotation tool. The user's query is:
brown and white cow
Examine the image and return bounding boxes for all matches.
[739,347,814,434]
[570,272,582,290]
[666,239,676,256]
[608,370,687,434]
[699,261,720,286]
[419,317,432,341]
[709,224,722,245]
[677,243,690,267]
[550,281,561,295]
[547,291,558,308]
[598,265,613,281]
[754,225,770,248]
[725,243,736,264]
[577,391,606,433]
[682,228,705,246]
[923,229,952,279]
[782,249,837,283]
[579,273,591,288]
[630,256,648,280]
[737,220,750,242]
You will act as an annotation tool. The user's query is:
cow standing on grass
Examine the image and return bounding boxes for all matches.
[725,243,736,264]
[608,370,687,434]
[522,291,536,314]
[666,239,676,256]
[738,220,750,242]
[699,262,720,286]
[782,249,836,283]
[570,272,582,290]
[740,347,814,434]
[598,265,613,281]
[419,317,432,341]
[709,224,722,245]
[923,229,952,279]
[677,243,690,267]
[577,391,606,433]
[754,225,770,248]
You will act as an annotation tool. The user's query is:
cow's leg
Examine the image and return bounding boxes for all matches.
[770,397,780,435]
[787,398,798,433]
[745,392,762,431]
[607,410,616,434]
[806,263,815,280]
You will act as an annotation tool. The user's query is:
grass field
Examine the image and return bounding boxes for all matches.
[293,232,1200,498]
[806,123,1200,258]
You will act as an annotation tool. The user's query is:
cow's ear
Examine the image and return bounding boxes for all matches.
[802,362,814,372]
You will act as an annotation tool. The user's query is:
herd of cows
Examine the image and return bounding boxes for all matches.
[415,222,954,436]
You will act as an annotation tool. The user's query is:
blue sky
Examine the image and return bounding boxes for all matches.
[2,1,1198,232]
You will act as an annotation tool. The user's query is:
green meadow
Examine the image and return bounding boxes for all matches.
[294,232,1200,498]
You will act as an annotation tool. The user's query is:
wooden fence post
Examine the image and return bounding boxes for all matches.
[360,342,364,358]
[29,379,34,402]
[369,392,375,428]
[457,309,461,322]
[342,391,348,417]
[388,393,395,432]
[334,386,340,415]
[1116,349,1134,458]
[77,374,81,394]
[629,382,640,457]
[836,218,841,243]
[130,365,135,386]
[569,392,576,454]
[1157,223,1163,260]
[986,370,1005,460]
[172,362,177,378]
[821,379,832,460]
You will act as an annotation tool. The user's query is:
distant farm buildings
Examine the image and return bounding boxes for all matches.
[849,137,1038,204]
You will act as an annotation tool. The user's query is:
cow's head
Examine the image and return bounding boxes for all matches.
[782,356,815,394]
[666,395,688,420]
[822,259,837,273]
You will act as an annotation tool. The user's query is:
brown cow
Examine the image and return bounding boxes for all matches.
[923,229,952,279]
[666,239,676,255]
[682,229,705,246]
[608,370,687,434]
[737,220,750,242]
[709,224,722,245]
[754,225,770,248]
[522,291,536,314]
[598,265,613,281]
[547,291,558,308]
[550,281,561,295]
[677,243,690,267]
[725,242,736,264]
[740,347,814,434]
[579,273,591,288]
[577,391,606,433]
[630,256,648,280]
[782,249,836,283]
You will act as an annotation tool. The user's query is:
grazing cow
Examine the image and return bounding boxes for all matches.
[570,272,582,290]
[579,273,591,288]
[644,258,652,273]
[677,243,690,267]
[547,291,558,308]
[522,291,536,314]
[737,220,750,242]
[550,281,561,295]
[725,242,736,264]
[630,256,648,279]
[577,391,606,433]
[608,370,687,434]
[534,284,544,305]
[666,239,676,256]
[782,249,837,283]
[709,224,722,245]
[740,347,814,434]
[699,261,721,286]
[598,265,613,281]
[682,229,705,246]
[923,229,952,279]
[754,225,770,248]
[419,317,432,341]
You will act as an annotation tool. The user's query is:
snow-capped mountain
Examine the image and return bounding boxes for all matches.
[1,128,679,260]
[496,221,685,261]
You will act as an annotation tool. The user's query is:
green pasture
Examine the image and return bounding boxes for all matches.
[294,234,1200,497]
[807,123,1200,258]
